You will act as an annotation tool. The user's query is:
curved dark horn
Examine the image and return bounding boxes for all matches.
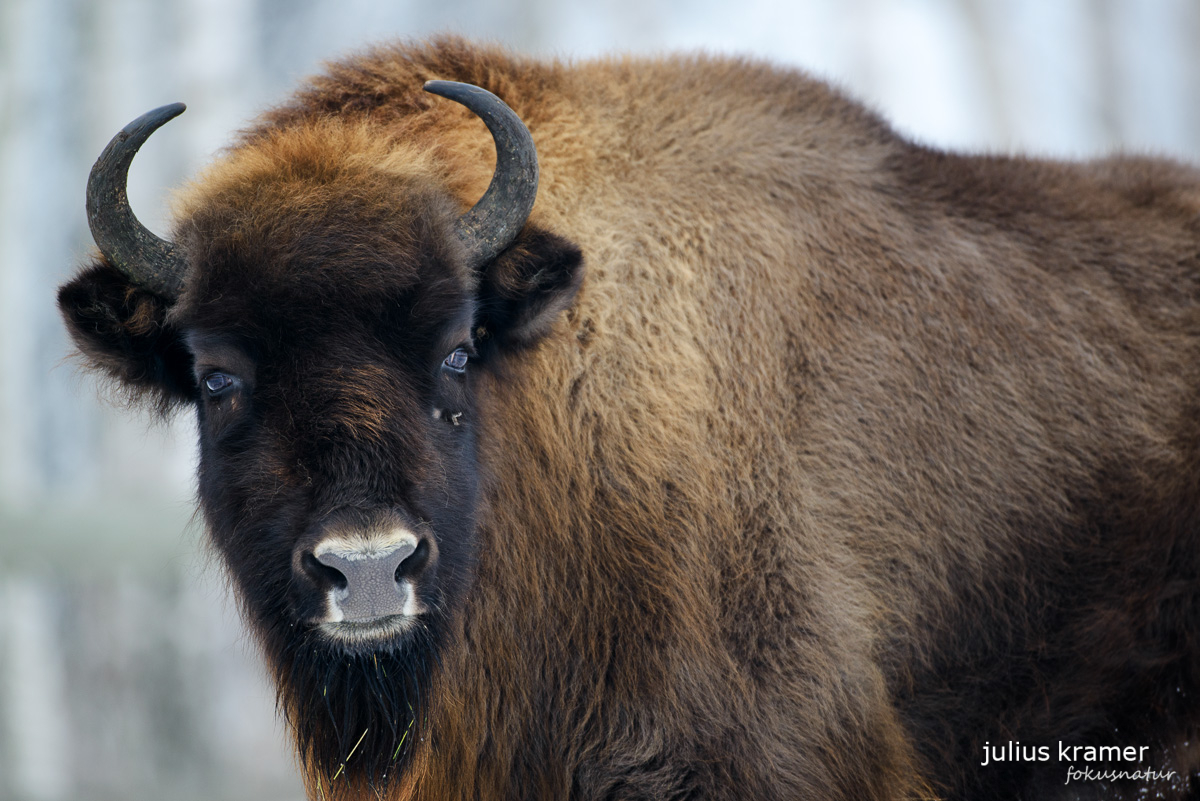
[86,103,188,299]
[423,81,538,268]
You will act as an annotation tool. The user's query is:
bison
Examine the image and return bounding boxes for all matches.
[58,37,1200,800]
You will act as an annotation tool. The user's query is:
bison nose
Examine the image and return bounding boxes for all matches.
[305,534,433,622]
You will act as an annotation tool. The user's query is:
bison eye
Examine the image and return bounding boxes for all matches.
[203,372,236,397]
[443,348,469,373]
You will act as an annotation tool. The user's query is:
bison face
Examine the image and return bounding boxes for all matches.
[172,179,487,668]
[58,98,583,788]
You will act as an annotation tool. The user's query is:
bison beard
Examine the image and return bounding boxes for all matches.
[277,622,440,792]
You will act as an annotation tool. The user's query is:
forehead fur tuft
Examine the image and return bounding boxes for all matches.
[165,119,472,329]
[171,119,447,218]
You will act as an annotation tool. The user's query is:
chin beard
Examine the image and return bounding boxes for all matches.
[273,621,440,796]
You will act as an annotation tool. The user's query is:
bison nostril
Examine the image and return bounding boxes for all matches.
[395,538,431,581]
[302,551,348,590]
[304,533,428,624]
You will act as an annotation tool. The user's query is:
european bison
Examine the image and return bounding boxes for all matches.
[59,38,1200,800]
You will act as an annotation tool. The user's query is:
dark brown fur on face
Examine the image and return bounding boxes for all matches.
[59,37,1200,800]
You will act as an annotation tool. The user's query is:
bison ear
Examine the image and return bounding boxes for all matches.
[474,226,584,352]
[57,259,196,411]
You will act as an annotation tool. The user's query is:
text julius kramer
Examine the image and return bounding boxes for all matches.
[981,742,1148,767]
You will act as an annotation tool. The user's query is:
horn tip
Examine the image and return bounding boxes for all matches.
[423,80,482,103]
[156,102,187,122]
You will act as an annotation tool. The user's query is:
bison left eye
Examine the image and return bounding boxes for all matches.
[203,372,236,396]
[443,348,469,373]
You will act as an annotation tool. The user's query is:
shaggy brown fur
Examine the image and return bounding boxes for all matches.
[58,38,1200,800]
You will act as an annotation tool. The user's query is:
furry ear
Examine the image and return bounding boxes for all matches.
[474,227,584,352]
[57,259,196,411]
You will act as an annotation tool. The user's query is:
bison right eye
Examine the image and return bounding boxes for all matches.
[203,372,236,397]
[442,348,469,373]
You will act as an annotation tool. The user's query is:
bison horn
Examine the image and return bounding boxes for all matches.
[423,80,538,268]
[86,103,188,300]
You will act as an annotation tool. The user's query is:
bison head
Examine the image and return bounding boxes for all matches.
[58,83,583,791]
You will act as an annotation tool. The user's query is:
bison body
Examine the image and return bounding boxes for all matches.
[59,38,1200,800]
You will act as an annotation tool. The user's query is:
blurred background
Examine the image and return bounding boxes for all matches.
[2,0,1199,798]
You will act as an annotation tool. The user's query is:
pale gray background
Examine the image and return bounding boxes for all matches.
[2,1,1199,799]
